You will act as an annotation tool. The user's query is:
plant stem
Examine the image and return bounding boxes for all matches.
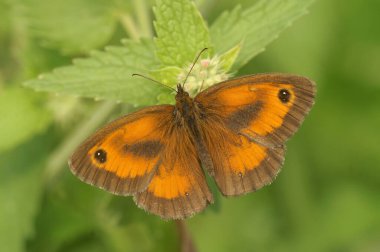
[119,0,152,39]
[175,220,197,252]
[119,14,141,40]
[134,0,153,37]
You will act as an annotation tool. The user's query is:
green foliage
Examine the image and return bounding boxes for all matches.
[219,43,242,72]
[1,0,380,251]
[25,0,313,106]
[150,66,182,86]
[25,39,165,105]
[154,0,211,66]
[25,0,117,54]
[210,0,314,70]
[0,88,52,152]
[0,133,56,252]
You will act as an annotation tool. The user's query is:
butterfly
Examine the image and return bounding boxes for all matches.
[69,60,315,220]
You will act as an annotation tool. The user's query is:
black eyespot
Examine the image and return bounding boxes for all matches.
[94,149,107,163]
[278,89,291,103]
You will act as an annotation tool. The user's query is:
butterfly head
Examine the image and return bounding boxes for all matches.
[175,84,194,118]
[175,84,191,102]
[176,84,187,94]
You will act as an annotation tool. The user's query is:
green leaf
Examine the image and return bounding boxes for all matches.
[150,66,182,86]
[24,39,166,106]
[219,43,242,72]
[150,66,182,104]
[0,133,56,252]
[149,66,181,104]
[21,38,73,78]
[25,0,117,54]
[0,88,52,152]
[156,91,175,104]
[210,0,314,70]
[154,0,211,66]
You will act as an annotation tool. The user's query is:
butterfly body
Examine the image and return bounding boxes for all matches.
[69,73,316,219]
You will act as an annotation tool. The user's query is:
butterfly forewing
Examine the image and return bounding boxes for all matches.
[69,105,173,195]
[195,73,315,196]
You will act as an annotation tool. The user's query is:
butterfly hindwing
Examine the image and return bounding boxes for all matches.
[134,124,213,219]
[195,116,285,196]
[195,73,315,196]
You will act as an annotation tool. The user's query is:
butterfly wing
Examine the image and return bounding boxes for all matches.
[69,105,173,195]
[195,73,316,196]
[134,123,213,219]
[69,105,212,219]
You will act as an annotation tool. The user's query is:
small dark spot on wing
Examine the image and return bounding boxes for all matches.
[278,89,291,103]
[94,149,107,163]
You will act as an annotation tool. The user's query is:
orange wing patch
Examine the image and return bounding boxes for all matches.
[147,164,192,199]
[228,136,268,175]
[134,126,213,220]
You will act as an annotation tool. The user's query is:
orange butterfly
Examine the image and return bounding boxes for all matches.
[69,54,316,220]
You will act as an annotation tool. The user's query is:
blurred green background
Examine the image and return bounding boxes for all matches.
[1,0,380,251]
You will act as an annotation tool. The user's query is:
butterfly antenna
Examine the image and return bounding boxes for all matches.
[132,74,176,92]
[182,48,208,89]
